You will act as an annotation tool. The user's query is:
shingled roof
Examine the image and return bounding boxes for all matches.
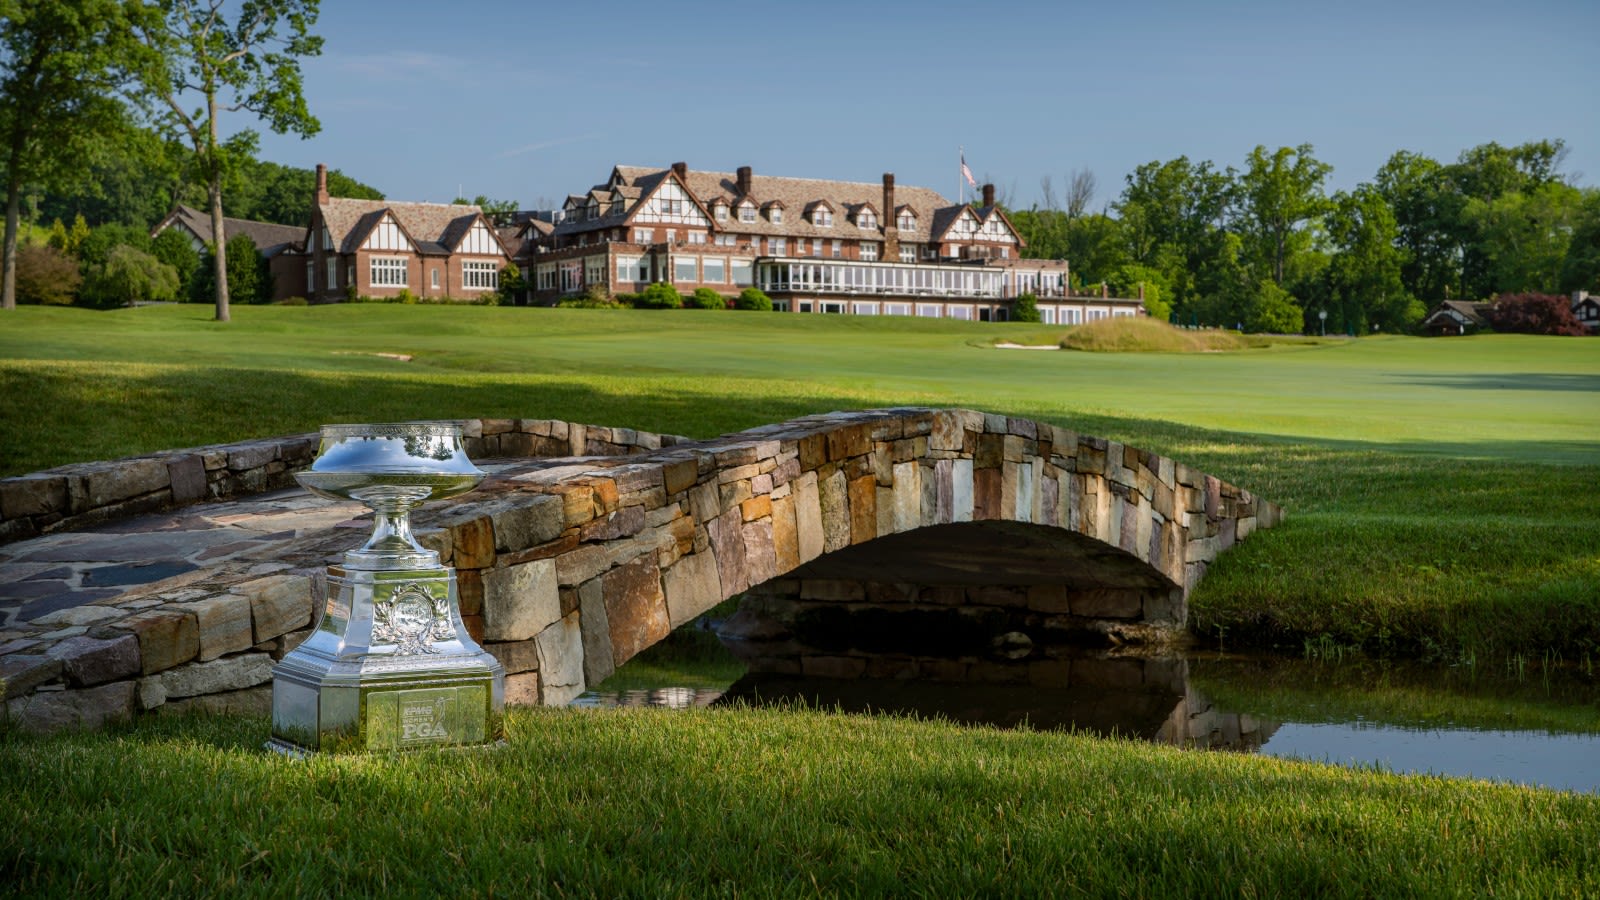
[156,205,306,257]
[551,164,959,244]
[318,197,498,256]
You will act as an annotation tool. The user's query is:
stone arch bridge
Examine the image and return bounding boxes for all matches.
[399,408,1282,705]
[0,408,1280,726]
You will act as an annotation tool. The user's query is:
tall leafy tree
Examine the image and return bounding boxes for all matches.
[1236,144,1332,286]
[125,0,322,322]
[0,0,131,310]
[1323,185,1418,333]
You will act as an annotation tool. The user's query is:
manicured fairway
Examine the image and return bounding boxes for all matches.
[2,304,1597,658]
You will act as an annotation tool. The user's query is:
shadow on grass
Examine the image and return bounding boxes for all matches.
[1386,373,1600,394]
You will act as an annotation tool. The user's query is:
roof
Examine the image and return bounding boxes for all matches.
[549,164,959,244]
[1422,300,1493,326]
[157,205,306,257]
[316,197,505,256]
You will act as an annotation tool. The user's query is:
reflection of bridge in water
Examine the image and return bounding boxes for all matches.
[577,648,1278,752]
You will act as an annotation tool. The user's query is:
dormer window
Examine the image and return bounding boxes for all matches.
[857,211,877,230]
[813,207,832,227]
[713,202,728,222]
[898,211,916,231]
[738,202,756,223]
[767,206,783,224]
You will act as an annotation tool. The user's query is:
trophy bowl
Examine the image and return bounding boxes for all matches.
[295,423,485,566]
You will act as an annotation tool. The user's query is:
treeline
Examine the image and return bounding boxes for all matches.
[1009,140,1599,334]
[28,122,383,230]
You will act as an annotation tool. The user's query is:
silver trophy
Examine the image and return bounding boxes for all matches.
[268,423,505,754]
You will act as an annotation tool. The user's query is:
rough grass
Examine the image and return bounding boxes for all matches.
[1058,316,1255,352]
[2,708,1597,897]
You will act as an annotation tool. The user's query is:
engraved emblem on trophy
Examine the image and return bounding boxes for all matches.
[268,422,506,754]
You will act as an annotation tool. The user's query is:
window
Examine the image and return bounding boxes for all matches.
[537,264,557,291]
[769,237,787,255]
[898,211,916,231]
[885,303,910,316]
[948,305,972,320]
[731,258,753,285]
[811,239,823,257]
[832,240,842,258]
[463,260,498,290]
[715,234,735,246]
[858,211,877,229]
[714,203,728,222]
[560,261,582,292]
[853,302,878,315]
[617,256,646,282]
[768,207,783,224]
[688,231,706,244]
[674,256,697,282]
[1000,246,1009,259]
[371,257,406,287]
[813,207,832,227]
[585,257,605,286]
[703,257,726,283]
[860,243,878,261]
[431,268,440,289]
[738,203,755,223]
[634,227,654,243]
[305,260,314,291]
[917,304,941,318]
[899,245,916,263]
[821,301,844,314]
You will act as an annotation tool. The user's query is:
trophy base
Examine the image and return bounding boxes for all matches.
[268,566,505,755]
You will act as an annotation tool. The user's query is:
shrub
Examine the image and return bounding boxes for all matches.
[14,244,81,305]
[80,245,179,308]
[635,282,683,309]
[151,229,201,299]
[735,287,772,311]
[1484,293,1587,336]
[1012,291,1041,323]
[78,223,153,269]
[688,288,727,310]
[396,288,419,305]
[276,296,309,306]
[189,234,271,305]
[556,295,626,309]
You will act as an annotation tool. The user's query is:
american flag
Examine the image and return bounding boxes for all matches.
[961,155,977,188]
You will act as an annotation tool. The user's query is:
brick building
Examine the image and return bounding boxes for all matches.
[517,162,1143,323]
[303,165,512,302]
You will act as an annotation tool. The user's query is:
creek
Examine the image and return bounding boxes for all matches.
[576,633,1600,794]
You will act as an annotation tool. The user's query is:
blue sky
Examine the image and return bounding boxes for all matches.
[253,0,1599,211]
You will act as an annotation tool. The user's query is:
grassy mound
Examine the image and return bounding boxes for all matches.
[1059,316,1252,352]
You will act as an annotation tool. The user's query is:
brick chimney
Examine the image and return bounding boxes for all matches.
[315,163,329,204]
[982,183,995,208]
[882,173,898,259]
[671,161,687,179]
[736,165,752,197]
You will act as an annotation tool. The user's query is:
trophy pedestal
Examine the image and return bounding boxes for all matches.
[269,565,505,754]
[267,423,504,755]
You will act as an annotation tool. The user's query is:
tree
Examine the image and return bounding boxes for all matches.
[453,194,518,227]
[190,232,267,304]
[13,242,82,304]
[1,0,131,310]
[1108,264,1172,322]
[151,227,201,296]
[1236,144,1332,286]
[1559,189,1600,294]
[1012,291,1040,323]
[126,0,323,322]
[1323,186,1419,334]
[81,244,178,307]
[1484,293,1586,335]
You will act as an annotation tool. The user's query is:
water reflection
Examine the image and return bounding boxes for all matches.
[576,636,1600,793]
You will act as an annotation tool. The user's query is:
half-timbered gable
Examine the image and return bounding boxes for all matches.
[303,164,510,302]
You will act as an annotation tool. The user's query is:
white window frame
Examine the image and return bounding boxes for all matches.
[674,256,698,282]
[634,227,654,243]
[860,243,878,261]
[858,211,877,230]
[768,207,783,224]
[769,237,787,255]
[463,260,498,291]
[738,203,755,223]
[371,256,406,288]
[702,257,726,283]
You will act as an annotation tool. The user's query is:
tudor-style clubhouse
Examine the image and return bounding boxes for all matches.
[514,162,1143,322]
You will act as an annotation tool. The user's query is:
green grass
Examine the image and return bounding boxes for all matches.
[2,709,1597,896]
[2,304,1598,660]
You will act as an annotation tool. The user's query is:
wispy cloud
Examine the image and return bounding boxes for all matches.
[496,133,604,160]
